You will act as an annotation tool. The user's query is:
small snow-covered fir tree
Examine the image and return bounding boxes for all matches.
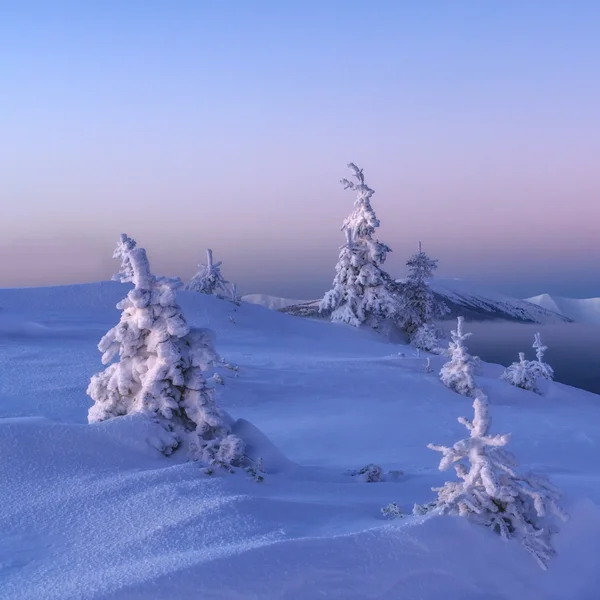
[501,352,539,392]
[320,163,399,329]
[414,392,567,570]
[531,333,554,381]
[501,334,554,394]
[88,241,245,471]
[411,322,440,352]
[187,248,231,298]
[111,233,137,283]
[401,242,448,339]
[440,317,478,397]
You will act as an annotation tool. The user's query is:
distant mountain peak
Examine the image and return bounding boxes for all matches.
[526,294,600,325]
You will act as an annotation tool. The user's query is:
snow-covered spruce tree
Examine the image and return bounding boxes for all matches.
[501,352,539,392]
[411,322,440,353]
[88,243,246,472]
[319,163,399,329]
[111,233,137,283]
[531,333,554,382]
[414,392,567,570]
[501,334,553,394]
[440,316,479,397]
[186,248,231,298]
[401,242,448,343]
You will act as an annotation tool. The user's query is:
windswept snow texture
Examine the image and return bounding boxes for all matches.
[430,279,571,324]
[1,282,600,600]
[526,294,600,325]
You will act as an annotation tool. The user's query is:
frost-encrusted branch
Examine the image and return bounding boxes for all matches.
[531,333,554,382]
[111,233,137,283]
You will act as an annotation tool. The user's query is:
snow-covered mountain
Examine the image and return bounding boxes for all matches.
[430,279,571,324]
[526,294,600,325]
[1,282,599,598]
[249,280,570,324]
[242,293,309,310]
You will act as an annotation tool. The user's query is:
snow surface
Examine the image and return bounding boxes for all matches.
[1,282,600,599]
[526,294,600,325]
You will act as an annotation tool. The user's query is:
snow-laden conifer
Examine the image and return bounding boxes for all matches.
[501,352,538,392]
[88,241,245,471]
[440,317,478,397]
[111,233,137,283]
[187,248,231,298]
[531,333,554,381]
[320,163,399,329]
[501,334,553,394]
[414,392,567,570]
[401,242,448,339]
[411,322,440,352]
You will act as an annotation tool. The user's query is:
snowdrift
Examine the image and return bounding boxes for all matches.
[1,283,600,599]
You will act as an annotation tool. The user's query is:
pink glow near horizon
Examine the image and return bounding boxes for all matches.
[2,2,599,298]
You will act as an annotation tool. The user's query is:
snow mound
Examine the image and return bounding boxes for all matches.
[526,294,600,325]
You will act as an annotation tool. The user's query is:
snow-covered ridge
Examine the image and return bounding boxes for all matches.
[247,280,571,325]
[242,294,312,311]
[526,294,600,325]
[429,279,571,324]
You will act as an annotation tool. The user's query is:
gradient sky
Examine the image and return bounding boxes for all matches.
[2,1,599,299]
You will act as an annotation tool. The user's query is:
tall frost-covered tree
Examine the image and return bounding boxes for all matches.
[111,233,137,283]
[320,163,398,329]
[187,248,232,298]
[414,392,567,570]
[88,241,245,471]
[401,242,448,342]
[440,317,478,397]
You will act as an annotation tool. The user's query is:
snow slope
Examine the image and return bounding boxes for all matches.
[526,294,600,325]
[430,278,571,324]
[1,282,600,600]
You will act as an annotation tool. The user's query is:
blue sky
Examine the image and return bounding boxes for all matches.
[1,1,599,298]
